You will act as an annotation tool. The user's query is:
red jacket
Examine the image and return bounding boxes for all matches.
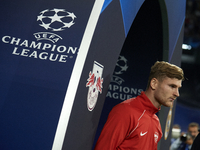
[95,92,162,150]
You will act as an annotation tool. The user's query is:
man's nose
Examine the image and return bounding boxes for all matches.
[174,88,180,97]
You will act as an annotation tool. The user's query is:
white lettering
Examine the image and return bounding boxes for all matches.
[2,36,78,54]
[29,51,37,58]
[12,47,20,55]
[138,89,143,95]
[2,36,11,43]
[34,33,40,39]
[20,40,29,47]
[119,94,126,100]
[131,88,138,95]
[59,55,68,62]
[42,43,51,50]
[67,47,77,54]
[106,91,112,98]
[10,37,21,45]
[51,45,57,52]
[57,45,66,53]
[30,41,42,49]
[53,38,59,43]
[49,35,55,39]
[123,87,130,93]
[39,52,48,60]
[113,85,119,91]
[3,35,78,63]
[108,84,112,90]
[42,33,47,38]
[33,32,62,43]
[11,47,70,63]
[106,92,134,101]
[113,92,119,99]
[106,84,144,100]
[21,49,29,56]
[49,53,59,61]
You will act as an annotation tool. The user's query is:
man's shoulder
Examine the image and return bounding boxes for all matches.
[122,96,142,107]
[116,97,137,107]
[112,97,142,113]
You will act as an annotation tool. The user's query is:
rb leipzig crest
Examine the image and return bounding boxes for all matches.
[86,61,104,111]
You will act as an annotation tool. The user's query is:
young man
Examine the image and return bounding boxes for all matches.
[95,61,184,150]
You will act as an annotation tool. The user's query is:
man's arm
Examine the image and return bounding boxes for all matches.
[94,105,133,150]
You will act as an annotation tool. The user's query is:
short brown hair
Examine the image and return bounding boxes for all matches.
[147,61,184,88]
[188,122,199,129]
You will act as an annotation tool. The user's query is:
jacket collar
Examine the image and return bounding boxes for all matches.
[139,91,160,116]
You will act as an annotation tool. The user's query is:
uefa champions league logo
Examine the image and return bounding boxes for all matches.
[114,55,128,75]
[2,8,78,63]
[111,55,128,85]
[37,8,76,31]
[34,8,77,43]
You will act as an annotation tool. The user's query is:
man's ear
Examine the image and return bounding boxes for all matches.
[150,78,158,90]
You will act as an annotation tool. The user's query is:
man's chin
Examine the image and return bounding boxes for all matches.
[164,102,173,107]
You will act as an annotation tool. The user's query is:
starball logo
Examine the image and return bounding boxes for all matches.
[37,8,76,32]
[34,8,76,43]
[1,8,78,63]
[106,55,143,100]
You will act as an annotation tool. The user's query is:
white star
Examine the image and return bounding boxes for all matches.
[120,56,128,63]
[51,8,65,13]
[63,21,75,28]
[48,13,64,23]
[67,12,76,20]
[39,22,51,30]
[121,65,128,72]
[39,9,49,14]
[37,14,45,21]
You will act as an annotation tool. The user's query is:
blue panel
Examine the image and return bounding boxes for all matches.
[101,0,144,36]
[101,0,112,12]
[119,0,144,36]
[166,0,186,61]
[0,0,95,149]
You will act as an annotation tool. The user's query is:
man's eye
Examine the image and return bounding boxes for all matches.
[170,85,176,88]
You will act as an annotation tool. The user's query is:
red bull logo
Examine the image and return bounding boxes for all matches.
[86,61,104,111]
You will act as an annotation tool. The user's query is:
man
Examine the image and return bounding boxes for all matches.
[94,61,184,150]
[170,122,199,150]
[191,132,200,150]
[171,124,182,144]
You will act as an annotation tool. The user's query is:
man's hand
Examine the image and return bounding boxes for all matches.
[185,137,193,145]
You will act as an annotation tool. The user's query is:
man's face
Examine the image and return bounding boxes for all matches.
[153,77,182,107]
[188,126,199,138]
